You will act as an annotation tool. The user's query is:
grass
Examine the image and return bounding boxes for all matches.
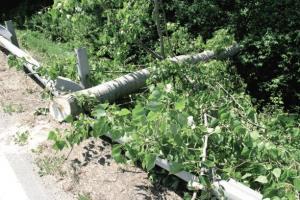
[14,130,30,145]
[16,29,73,64]
[2,102,24,114]
[35,155,66,177]
[77,193,92,200]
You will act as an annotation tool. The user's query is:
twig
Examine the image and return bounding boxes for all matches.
[216,82,244,111]
[138,41,163,60]
[210,82,266,130]
[66,146,74,160]
[101,71,133,74]
[192,114,210,200]
[153,0,165,58]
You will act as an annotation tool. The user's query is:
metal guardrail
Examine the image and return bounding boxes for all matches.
[0,25,12,40]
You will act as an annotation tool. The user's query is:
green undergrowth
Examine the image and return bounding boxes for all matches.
[18,0,300,199]
[48,58,300,199]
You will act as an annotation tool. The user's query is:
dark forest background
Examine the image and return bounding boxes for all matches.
[0,0,53,24]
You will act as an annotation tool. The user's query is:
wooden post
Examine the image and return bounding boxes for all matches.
[75,48,91,88]
[5,20,19,47]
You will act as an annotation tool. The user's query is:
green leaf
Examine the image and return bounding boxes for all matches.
[250,131,260,140]
[170,162,184,174]
[53,140,66,151]
[241,173,252,179]
[213,126,222,134]
[93,108,106,118]
[143,153,156,171]
[147,111,159,121]
[93,118,107,137]
[233,125,246,135]
[48,131,58,141]
[202,160,215,168]
[146,101,163,112]
[65,115,74,123]
[293,178,300,191]
[132,104,145,118]
[272,168,281,179]
[255,175,268,184]
[112,145,125,163]
[117,108,131,116]
[175,98,186,111]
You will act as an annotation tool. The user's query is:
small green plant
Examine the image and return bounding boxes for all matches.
[2,103,24,114]
[40,89,53,100]
[35,156,65,177]
[34,107,49,116]
[7,55,25,71]
[31,144,46,155]
[77,193,92,200]
[14,131,30,146]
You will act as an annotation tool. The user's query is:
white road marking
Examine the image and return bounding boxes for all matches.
[0,153,30,200]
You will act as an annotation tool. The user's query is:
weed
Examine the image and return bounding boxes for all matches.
[35,156,65,177]
[14,130,30,145]
[2,103,24,114]
[31,144,47,154]
[40,89,53,100]
[77,193,92,200]
[34,107,49,116]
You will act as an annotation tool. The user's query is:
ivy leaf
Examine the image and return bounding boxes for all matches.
[170,162,184,174]
[293,178,300,191]
[175,98,186,111]
[255,175,268,184]
[272,168,281,179]
[143,153,156,171]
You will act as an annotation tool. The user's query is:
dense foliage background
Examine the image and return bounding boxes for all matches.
[0,0,53,24]
[21,0,300,111]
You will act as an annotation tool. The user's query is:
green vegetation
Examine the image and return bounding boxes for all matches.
[10,0,300,199]
[35,155,65,177]
[77,193,92,200]
[1,102,24,114]
[14,130,30,145]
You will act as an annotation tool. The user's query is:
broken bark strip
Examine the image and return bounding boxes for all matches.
[50,44,240,121]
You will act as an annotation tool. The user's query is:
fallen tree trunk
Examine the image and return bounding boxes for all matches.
[50,69,150,121]
[50,44,240,121]
[169,43,240,63]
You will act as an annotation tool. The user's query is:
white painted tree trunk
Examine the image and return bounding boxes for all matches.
[50,44,240,121]
[50,69,150,121]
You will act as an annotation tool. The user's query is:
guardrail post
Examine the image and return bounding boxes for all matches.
[75,47,91,88]
[5,20,19,47]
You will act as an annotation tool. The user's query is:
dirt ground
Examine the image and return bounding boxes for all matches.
[0,50,182,200]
